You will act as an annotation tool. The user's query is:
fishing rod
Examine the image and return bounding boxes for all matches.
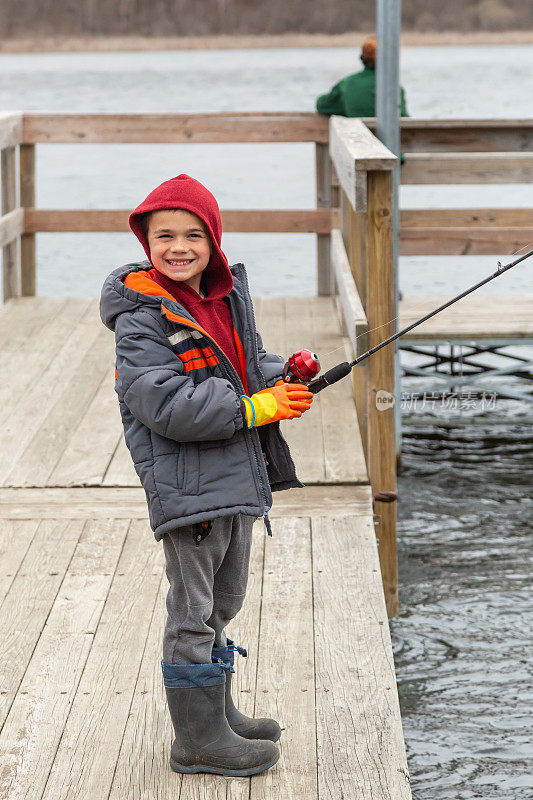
[293,247,533,395]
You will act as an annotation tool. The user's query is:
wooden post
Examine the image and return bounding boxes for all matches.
[342,179,398,613]
[365,169,397,616]
[20,144,36,296]
[315,143,332,296]
[330,117,398,615]
[1,146,18,301]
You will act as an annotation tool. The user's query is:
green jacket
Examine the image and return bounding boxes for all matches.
[316,66,409,118]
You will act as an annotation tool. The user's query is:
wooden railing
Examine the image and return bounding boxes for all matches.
[2,114,532,303]
[385,118,533,256]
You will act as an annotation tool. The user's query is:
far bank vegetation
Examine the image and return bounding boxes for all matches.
[0,0,531,39]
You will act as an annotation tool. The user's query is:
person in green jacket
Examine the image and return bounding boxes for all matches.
[316,36,409,118]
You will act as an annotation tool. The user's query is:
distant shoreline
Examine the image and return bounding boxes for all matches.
[1,30,533,53]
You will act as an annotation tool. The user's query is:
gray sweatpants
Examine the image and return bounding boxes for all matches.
[162,513,255,665]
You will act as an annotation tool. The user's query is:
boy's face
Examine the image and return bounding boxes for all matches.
[147,209,211,292]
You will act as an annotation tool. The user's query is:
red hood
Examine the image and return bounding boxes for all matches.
[129,174,233,299]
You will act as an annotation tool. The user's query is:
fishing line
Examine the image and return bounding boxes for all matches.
[510,240,533,257]
[320,243,533,360]
[321,317,399,359]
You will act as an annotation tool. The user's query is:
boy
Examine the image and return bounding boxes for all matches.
[100,174,313,777]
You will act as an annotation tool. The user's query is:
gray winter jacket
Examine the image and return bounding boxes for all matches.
[100,261,302,540]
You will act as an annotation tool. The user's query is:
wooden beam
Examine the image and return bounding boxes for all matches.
[19,144,36,296]
[401,125,533,153]
[365,170,397,617]
[365,118,533,152]
[402,152,533,184]
[401,208,533,228]
[329,118,396,212]
[0,207,24,249]
[24,208,532,245]
[24,208,335,234]
[399,226,533,256]
[0,113,23,149]
[330,228,368,356]
[222,209,334,233]
[22,112,329,144]
[17,113,533,152]
[2,147,19,300]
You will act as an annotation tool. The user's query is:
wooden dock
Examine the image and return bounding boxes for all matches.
[0,294,411,800]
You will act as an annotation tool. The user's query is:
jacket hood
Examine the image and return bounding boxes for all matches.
[129,174,233,299]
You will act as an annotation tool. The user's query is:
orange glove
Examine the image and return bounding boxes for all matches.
[241,382,314,428]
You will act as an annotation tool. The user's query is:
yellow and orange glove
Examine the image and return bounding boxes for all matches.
[241,382,314,428]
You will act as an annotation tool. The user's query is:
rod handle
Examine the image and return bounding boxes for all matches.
[307,362,352,394]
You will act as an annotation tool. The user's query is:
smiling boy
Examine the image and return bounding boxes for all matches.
[100,174,313,777]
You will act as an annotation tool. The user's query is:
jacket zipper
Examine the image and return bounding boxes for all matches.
[162,301,274,536]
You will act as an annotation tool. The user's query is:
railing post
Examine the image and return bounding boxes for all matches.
[341,175,397,616]
[330,117,398,616]
[315,142,332,296]
[365,169,397,616]
[1,146,19,301]
[20,144,36,296]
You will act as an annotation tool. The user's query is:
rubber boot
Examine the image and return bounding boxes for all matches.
[162,660,279,777]
[212,640,282,742]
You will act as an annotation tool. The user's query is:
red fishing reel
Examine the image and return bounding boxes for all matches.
[282,348,321,384]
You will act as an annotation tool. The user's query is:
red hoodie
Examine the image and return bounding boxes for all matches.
[128,175,246,389]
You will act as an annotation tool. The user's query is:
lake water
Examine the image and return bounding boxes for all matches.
[1,44,532,799]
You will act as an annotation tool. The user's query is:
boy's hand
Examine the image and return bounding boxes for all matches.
[241,383,314,428]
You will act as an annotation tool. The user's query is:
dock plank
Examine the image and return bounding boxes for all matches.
[0,518,84,729]
[49,371,122,486]
[107,578,179,800]
[252,516,318,800]
[0,518,129,800]
[40,520,163,800]
[0,519,39,604]
[312,515,411,800]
